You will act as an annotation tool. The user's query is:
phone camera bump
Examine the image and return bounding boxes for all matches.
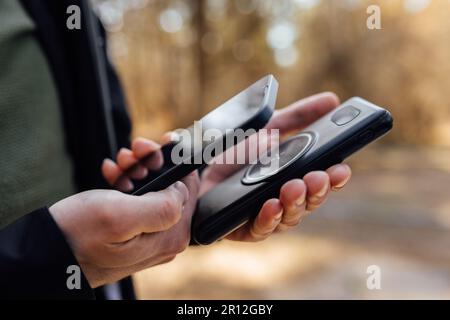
[331,105,361,126]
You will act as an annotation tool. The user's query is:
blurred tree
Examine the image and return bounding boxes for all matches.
[92,0,450,145]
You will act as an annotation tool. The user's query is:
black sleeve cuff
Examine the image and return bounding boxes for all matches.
[0,208,95,299]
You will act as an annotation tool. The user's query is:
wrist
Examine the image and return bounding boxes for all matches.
[48,201,99,288]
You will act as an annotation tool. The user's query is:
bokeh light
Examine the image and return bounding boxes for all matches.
[159,8,184,33]
[92,0,450,299]
[403,0,431,14]
[266,21,298,50]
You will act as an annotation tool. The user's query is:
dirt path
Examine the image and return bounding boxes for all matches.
[134,146,450,299]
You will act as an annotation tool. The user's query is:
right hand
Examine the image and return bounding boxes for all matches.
[101,94,351,244]
[49,172,199,288]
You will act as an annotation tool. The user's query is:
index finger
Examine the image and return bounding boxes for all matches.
[129,138,164,171]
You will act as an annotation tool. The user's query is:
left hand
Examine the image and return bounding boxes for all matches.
[102,92,352,243]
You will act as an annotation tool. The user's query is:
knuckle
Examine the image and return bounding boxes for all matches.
[250,226,272,242]
[282,217,302,227]
[276,223,293,233]
[97,208,115,229]
[307,193,327,207]
[306,201,322,211]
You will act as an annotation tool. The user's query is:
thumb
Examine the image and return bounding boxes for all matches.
[113,182,189,240]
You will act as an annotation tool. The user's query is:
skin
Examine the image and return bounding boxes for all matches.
[101,92,352,242]
[50,92,351,288]
[50,173,200,288]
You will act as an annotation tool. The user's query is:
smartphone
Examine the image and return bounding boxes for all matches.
[133,75,278,195]
[191,97,394,245]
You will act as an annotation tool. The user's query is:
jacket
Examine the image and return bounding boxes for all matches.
[0,0,134,299]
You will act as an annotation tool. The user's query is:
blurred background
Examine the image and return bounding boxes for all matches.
[92,0,450,299]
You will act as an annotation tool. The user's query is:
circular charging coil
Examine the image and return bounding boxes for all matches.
[242,132,316,185]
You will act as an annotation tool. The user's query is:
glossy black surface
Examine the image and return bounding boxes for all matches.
[192,97,393,245]
[133,75,278,195]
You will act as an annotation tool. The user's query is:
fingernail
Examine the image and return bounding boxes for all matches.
[274,209,283,220]
[316,183,329,198]
[124,180,134,192]
[103,158,114,166]
[173,181,184,192]
[272,211,283,227]
[173,181,189,203]
[295,193,306,207]
[309,184,328,205]
[332,175,350,190]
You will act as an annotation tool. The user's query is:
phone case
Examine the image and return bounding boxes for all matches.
[192,97,393,245]
[133,75,278,195]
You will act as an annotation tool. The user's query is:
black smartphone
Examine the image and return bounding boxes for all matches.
[191,97,394,245]
[133,75,278,195]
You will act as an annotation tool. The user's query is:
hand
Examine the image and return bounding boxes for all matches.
[200,92,352,241]
[101,138,164,192]
[49,172,200,288]
[101,92,351,243]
